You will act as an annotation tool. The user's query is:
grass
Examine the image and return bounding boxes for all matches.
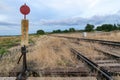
[0,35,37,76]
[0,35,79,76]
[86,31,120,41]
[0,36,20,55]
[0,48,8,55]
[0,33,119,78]
[68,40,106,60]
[54,31,120,41]
[27,36,78,69]
[0,35,36,55]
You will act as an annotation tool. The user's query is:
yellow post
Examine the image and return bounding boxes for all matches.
[21,19,29,46]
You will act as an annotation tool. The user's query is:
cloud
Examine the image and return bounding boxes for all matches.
[89,0,100,8]
[0,21,20,35]
[0,1,13,12]
[0,15,8,21]
[40,11,120,26]
[0,21,19,26]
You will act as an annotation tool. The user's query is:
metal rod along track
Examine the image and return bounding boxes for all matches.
[71,48,113,80]
[51,35,120,47]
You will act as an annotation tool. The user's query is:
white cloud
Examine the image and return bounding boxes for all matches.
[89,0,100,8]
[0,1,13,11]
[40,0,91,12]
[0,26,13,30]
[40,11,120,26]
[29,0,120,18]
[0,15,8,21]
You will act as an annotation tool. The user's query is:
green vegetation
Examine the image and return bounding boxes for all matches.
[36,28,76,34]
[69,28,76,32]
[52,28,76,33]
[0,48,8,55]
[0,35,36,55]
[36,23,120,34]
[0,37,20,55]
[84,23,120,32]
[35,24,120,34]
[96,24,119,31]
[85,24,94,32]
[36,30,45,35]
[29,37,35,45]
[53,29,62,33]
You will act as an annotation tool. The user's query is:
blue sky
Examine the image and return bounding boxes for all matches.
[0,0,120,35]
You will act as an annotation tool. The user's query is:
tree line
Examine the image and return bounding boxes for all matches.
[36,28,76,35]
[85,24,120,32]
[36,24,120,35]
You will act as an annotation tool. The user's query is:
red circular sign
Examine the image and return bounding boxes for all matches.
[20,4,30,15]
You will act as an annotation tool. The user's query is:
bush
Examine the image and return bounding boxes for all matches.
[37,30,45,35]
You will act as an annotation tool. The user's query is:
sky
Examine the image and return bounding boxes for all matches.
[0,0,120,35]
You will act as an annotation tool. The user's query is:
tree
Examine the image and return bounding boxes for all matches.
[96,26,102,31]
[85,24,94,32]
[37,30,45,35]
[96,24,120,32]
[113,24,118,30]
[117,24,120,30]
[101,24,114,31]
[69,28,75,32]
[63,29,69,33]
[52,29,61,33]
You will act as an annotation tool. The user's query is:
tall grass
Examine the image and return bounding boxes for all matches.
[0,36,20,55]
[0,35,36,76]
[27,36,77,69]
[54,31,120,41]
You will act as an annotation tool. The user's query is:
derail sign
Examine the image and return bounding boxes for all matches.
[20,4,30,46]
[20,3,30,15]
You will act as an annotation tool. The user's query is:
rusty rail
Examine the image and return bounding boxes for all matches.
[51,35,120,47]
[71,48,113,80]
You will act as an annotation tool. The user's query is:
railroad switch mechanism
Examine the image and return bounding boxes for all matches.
[16,3,30,80]
[16,45,28,80]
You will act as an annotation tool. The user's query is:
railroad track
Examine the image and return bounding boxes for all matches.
[51,35,120,47]
[95,48,120,59]
[9,67,91,77]
[94,48,120,76]
[1,35,119,80]
[71,48,113,80]
[79,38,120,47]
[8,48,116,80]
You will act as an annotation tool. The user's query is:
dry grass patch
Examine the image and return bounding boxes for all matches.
[0,35,38,76]
[87,31,120,41]
[27,36,77,69]
[53,31,120,41]
[68,40,107,60]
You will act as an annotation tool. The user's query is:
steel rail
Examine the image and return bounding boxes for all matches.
[71,48,113,80]
[94,48,120,59]
[9,68,91,77]
[51,35,120,46]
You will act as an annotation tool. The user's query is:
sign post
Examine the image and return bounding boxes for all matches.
[16,3,30,80]
[20,3,30,46]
